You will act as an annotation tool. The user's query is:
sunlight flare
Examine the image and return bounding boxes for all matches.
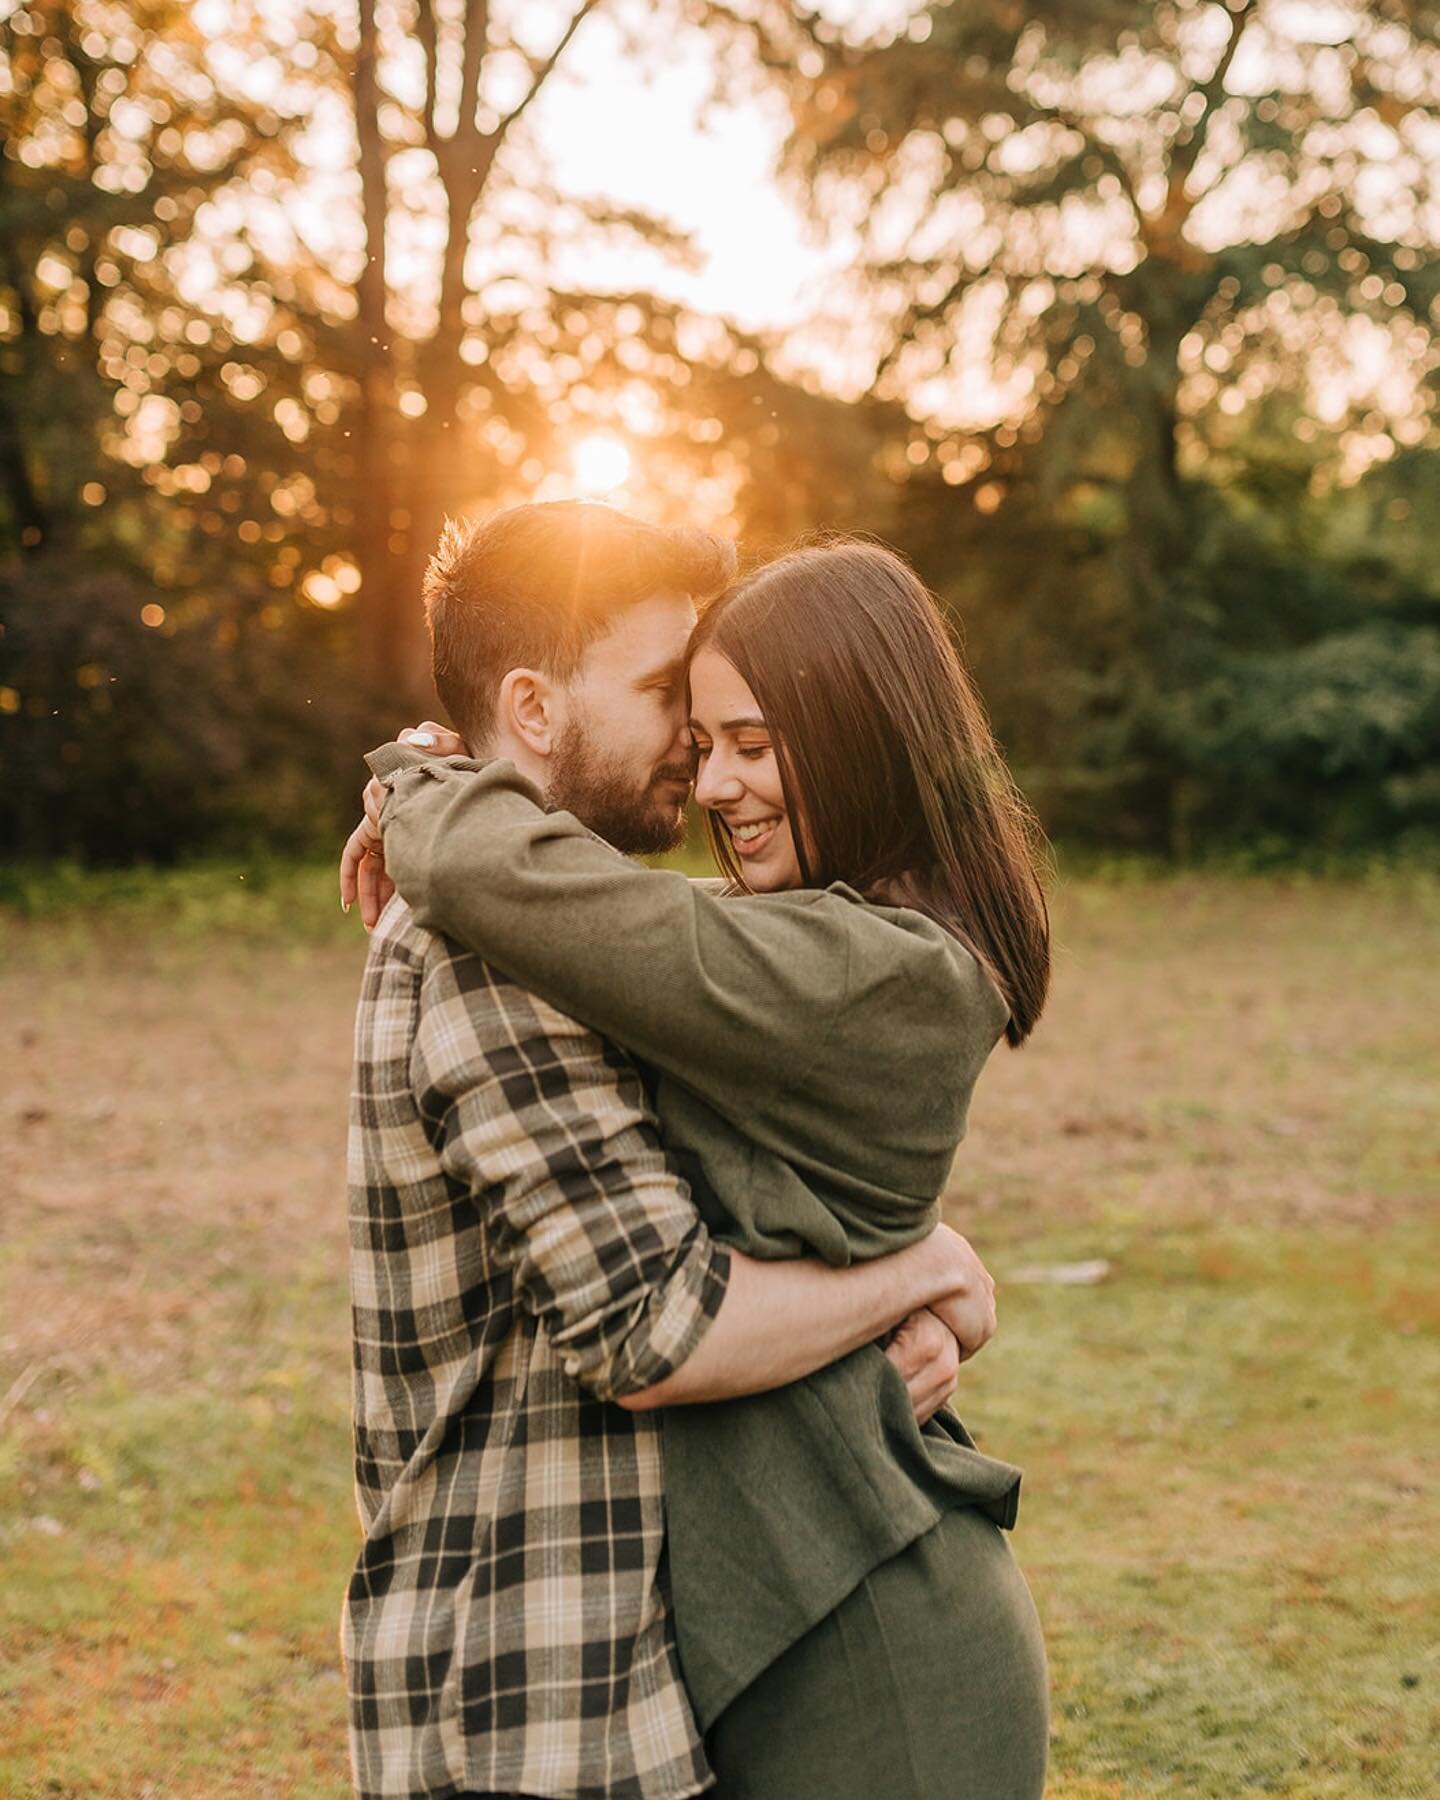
[573,433,631,495]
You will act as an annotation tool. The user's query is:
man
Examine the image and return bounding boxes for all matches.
[339,501,995,1799]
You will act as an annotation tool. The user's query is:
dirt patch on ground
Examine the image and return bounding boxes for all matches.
[948,875,1439,1240]
[4,929,364,1391]
[4,876,1434,1388]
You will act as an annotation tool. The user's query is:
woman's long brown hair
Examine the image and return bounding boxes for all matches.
[688,540,1050,1046]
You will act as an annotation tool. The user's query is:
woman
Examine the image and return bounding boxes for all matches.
[354,540,1051,1797]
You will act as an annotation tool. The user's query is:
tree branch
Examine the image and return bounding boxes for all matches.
[455,0,490,152]
[353,0,389,346]
[871,261,1017,389]
[1170,0,1259,189]
[490,0,601,149]
[1141,0,1257,263]
[415,0,440,152]
[52,10,105,340]
[690,0,828,70]
[1022,103,1144,223]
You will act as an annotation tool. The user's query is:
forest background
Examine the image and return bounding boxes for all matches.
[3,6,1438,1795]
[2,0,1438,868]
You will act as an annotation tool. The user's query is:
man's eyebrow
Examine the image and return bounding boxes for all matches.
[636,657,686,688]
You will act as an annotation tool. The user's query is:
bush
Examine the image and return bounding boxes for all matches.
[0,558,384,862]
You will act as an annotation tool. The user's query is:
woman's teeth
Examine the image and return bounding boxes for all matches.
[732,818,779,844]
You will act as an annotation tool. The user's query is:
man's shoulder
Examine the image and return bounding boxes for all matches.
[365,890,432,962]
[363,893,494,988]
[362,894,619,1057]
[360,894,496,1007]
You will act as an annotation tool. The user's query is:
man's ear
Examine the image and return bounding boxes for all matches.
[496,667,564,757]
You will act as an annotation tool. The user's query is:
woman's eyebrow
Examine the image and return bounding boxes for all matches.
[686,713,769,735]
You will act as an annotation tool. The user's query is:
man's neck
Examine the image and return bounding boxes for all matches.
[473,727,549,797]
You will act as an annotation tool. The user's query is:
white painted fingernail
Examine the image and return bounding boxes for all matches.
[411,732,436,747]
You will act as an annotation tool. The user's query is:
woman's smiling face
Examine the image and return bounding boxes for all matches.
[688,647,804,891]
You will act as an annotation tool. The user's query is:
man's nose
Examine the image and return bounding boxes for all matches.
[663,697,693,750]
[663,717,698,777]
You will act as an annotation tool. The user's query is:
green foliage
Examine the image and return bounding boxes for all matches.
[0,856,355,944]
[702,0,1440,858]
[1131,450,1440,853]
[1,3,1437,864]
[1151,623,1440,853]
[0,0,349,595]
[0,557,376,861]
[1165,627,1440,781]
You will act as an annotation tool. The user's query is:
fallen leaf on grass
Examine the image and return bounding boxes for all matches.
[1006,1259,1113,1286]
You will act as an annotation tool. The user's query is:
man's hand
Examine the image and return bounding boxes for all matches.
[339,721,464,927]
[919,1223,997,1365]
[884,1307,962,1425]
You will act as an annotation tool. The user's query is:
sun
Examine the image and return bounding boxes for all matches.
[573,433,632,494]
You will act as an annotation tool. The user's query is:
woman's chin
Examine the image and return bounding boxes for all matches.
[718,819,803,891]
[736,851,802,893]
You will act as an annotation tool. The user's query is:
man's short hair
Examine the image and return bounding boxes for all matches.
[425,501,737,746]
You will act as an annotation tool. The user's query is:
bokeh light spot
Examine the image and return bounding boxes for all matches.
[573,434,631,495]
[303,571,343,608]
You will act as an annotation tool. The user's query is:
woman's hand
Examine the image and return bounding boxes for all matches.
[339,721,464,928]
[884,1307,962,1425]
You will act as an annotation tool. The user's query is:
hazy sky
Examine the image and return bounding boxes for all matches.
[524,4,860,333]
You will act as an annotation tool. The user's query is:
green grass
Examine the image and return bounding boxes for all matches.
[0,858,358,947]
[0,823,720,951]
[2,870,1437,1796]
[965,1222,1439,1796]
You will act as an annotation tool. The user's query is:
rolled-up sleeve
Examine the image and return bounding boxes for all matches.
[412,943,730,1401]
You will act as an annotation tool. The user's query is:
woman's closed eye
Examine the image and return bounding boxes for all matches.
[689,739,768,763]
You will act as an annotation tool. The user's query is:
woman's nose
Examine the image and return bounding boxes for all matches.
[695,753,743,809]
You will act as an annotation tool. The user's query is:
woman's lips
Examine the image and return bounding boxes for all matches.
[726,817,781,858]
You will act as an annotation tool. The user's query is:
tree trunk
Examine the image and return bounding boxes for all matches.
[0,384,46,555]
[397,378,466,716]
[353,0,422,702]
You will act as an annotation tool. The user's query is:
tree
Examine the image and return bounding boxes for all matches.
[345,0,654,692]
[0,1,365,614]
[0,1,388,858]
[733,0,1438,535]
[704,0,1440,844]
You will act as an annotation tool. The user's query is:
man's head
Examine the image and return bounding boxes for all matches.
[425,501,736,853]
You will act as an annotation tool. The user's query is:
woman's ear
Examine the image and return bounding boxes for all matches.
[496,667,563,757]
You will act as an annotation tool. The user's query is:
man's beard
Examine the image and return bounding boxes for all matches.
[548,718,693,855]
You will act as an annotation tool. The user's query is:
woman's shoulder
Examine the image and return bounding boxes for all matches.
[762,881,1010,1032]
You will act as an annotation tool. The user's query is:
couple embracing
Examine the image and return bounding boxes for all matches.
[338,500,1052,1799]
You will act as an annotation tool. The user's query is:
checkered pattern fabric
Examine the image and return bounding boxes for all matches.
[343,896,729,1800]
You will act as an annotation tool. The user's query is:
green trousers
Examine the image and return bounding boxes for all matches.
[706,1506,1049,1799]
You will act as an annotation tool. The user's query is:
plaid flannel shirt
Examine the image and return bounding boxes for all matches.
[343,896,730,1800]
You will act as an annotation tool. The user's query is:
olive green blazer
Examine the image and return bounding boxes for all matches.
[369,746,1023,1730]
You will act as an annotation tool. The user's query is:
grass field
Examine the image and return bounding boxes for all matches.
[2,865,1437,1797]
